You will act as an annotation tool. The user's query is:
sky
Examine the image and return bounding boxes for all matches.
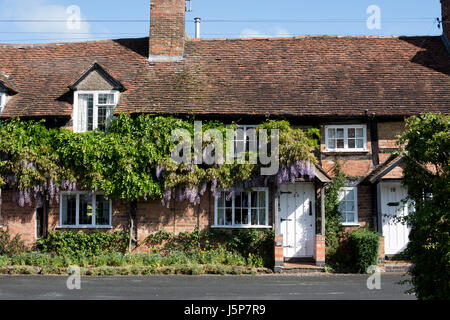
[0,0,444,44]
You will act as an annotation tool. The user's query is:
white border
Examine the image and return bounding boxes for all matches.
[339,186,360,226]
[59,191,113,229]
[73,90,119,133]
[324,124,368,152]
[212,187,270,229]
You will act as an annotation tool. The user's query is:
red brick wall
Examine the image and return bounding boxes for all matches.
[0,190,37,247]
[149,0,185,58]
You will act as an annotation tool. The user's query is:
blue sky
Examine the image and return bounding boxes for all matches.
[0,0,444,43]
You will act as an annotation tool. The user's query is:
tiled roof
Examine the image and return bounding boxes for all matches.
[0,36,449,118]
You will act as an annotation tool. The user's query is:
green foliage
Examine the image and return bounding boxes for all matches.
[0,115,317,207]
[144,228,274,268]
[0,229,27,255]
[398,113,450,300]
[348,229,380,274]
[323,162,347,259]
[36,231,129,258]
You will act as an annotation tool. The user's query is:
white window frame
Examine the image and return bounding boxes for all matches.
[59,191,112,229]
[339,187,359,226]
[233,125,258,158]
[0,92,6,113]
[324,125,368,152]
[73,90,119,133]
[212,188,271,229]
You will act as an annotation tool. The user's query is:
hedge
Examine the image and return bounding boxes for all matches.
[348,229,380,274]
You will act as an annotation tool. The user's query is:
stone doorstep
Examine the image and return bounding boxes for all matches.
[280,262,326,274]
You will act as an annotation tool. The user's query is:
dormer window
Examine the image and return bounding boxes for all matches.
[74,91,118,132]
[69,63,124,133]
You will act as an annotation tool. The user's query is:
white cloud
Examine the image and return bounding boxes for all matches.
[240,27,292,39]
[0,0,93,42]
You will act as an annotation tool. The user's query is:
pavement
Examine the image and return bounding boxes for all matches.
[0,273,415,300]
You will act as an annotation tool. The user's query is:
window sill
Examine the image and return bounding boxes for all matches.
[341,223,361,227]
[211,225,272,229]
[57,225,113,230]
[323,149,369,154]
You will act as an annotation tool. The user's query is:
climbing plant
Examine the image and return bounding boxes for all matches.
[0,114,319,208]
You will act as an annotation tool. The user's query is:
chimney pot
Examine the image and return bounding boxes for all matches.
[195,17,201,39]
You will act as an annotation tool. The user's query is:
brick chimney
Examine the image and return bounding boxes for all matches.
[442,0,450,41]
[149,0,186,62]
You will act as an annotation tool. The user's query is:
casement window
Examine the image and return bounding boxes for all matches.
[214,188,270,228]
[74,91,118,133]
[60,192,112,228]
[325,125,367,152]
[0,92,5,113]
[234,125,258,158]
[339,187,359,225]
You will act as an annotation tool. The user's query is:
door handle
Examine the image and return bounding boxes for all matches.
[281,218,292,222]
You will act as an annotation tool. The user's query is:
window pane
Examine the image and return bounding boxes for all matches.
[79,194,93,225]
[96,195,110,226]
[348,128,355,138]
[346,190,354,201]
[328,128,335,139]
[62,195,76,225]
[251,192,258,208]
[328,139,336,149]
[356,139,364,149]
[337,139,344,149]
[348,139,356,149]
[346,200,355,212]
[234,208,242,225]
[218,208,225,225]
[258,191,266,207]
[225,208,233,226]
[98,94,115,104]
[336,128,344,138]
[258,208,266,225]
[78,94,94,132]
[346,213,355,223]
[356,128,364,138]
[217,195,225,208]
[251,208,258,225]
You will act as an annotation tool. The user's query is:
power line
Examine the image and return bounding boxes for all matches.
[0,18,436,23]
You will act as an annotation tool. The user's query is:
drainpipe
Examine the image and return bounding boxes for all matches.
[194,18,201,39]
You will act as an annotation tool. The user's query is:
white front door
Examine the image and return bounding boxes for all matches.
[381,182,412,255]
[279,183,315,258]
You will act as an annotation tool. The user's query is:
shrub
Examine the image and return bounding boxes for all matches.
[0,229,27,255]
[37,231,129,258]
[348,229,380,274]
[397,113,450,300]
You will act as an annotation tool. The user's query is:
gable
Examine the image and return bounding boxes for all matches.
[73,69,116,91]
[69,63,124,92]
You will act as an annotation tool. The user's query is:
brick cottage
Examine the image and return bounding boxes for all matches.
[0,0,449,269]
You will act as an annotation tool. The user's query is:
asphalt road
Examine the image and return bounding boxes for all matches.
[0,273,415,300]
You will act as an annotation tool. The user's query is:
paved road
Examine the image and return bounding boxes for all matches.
[0,273,414,300]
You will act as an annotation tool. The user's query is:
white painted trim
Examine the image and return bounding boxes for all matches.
[0,92,6,113]
[73,90,119,133]
[213,187,270,228]
[148,56,184,62]
[59,191,112,228]
[339,186,359,225]
[324,124,368,152]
